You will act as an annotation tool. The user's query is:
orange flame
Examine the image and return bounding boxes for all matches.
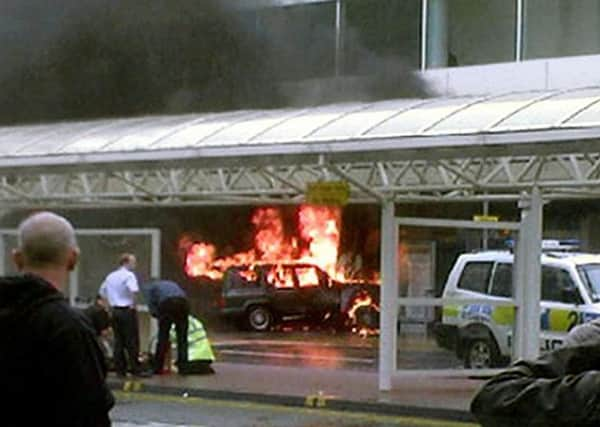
[297,205,341,279]
[182,205,378,288]
[348,293,380,338]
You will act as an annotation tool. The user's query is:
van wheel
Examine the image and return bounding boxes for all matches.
[246,305,273,332]
[464,338,498,369]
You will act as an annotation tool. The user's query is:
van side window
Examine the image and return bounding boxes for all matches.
[490,263,512,297]
[541,266,576,303]
[457,262,493,294]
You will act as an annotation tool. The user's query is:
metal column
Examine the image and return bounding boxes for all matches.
[150,229,161,278]
[334,0,345,76]
[379,200,398,391]
[514,187,543,360]
[425,0,448,68]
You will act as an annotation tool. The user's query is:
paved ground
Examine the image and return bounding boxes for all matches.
[210,330,461,371]
[114,324,484,425]
[111,391,479,427]
[109,361,483,420]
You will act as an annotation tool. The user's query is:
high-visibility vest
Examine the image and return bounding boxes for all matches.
[170,315,215,362]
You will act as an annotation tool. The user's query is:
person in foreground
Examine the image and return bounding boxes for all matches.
[471,319,600,427]
[0,211,114,427]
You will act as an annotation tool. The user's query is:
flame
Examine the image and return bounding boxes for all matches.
[347,293,380,338]
[266,264,295,288]
[253,207,294,261]
[297,205,341,279]
[184,242,220,279]
[182,205,379,293]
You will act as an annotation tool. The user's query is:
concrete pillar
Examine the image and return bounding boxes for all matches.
[426,0,449,68]
[514,187,543,361]
[379,200,398,391]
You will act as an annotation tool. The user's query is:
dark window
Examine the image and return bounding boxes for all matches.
[541,266,575,303]
[457,262,493,294]
[344,0,421,72]
[490,263,512,297]
[426,0,516,68]
[524,0,600,60]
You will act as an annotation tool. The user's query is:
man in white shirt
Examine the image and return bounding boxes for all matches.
[99,253,148,377]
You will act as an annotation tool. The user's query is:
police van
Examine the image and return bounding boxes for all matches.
[434,240,600,368]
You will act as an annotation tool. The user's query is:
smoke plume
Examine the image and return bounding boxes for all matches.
[0,0,431,125]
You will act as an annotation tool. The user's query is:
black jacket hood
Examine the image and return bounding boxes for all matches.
[0,274,64,330]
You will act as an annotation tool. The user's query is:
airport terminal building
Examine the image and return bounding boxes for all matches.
[1,0,600,389]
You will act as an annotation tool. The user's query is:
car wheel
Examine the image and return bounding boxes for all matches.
[353,305,379,329]
[464,338,498,369]
[246,305,273,332]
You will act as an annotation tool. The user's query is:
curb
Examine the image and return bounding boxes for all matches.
[108,379,476,423]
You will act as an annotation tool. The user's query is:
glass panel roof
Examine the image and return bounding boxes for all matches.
[0,122,72,156]
[200,109,297,145]
[364,97,476,137]
[58,117,161,154]
[425,92,548,135]
[494,88,600,131]
[97,115,197,153]
[563,98,600,127]
[253,103,362,143]
[150,111,256,149]
[1,87,599,162]
[309,99,426,140]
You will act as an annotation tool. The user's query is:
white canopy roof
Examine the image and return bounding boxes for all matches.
[1,87,600,207]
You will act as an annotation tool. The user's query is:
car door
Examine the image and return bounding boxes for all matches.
[266,265,301,315]
[539,265,581,352]
[293,265,331,315]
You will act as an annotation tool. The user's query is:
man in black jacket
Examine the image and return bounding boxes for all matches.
[0,211,114,427]
[471,322,600,427]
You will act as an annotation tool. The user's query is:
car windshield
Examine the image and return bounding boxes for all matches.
[578,263,600,302]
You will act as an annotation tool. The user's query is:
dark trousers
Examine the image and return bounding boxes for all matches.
[111,307,140,375]
[154,297,190,373]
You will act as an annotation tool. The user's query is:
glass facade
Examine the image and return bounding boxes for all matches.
[426,0,516,68]
[243,0,600,78]
[344,0,421,72]
[524,0,600,59]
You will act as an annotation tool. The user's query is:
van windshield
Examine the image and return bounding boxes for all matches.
[578,264,600,302]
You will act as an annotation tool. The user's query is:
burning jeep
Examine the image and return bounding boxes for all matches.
[219,262,379,332]
[180,205,381,333]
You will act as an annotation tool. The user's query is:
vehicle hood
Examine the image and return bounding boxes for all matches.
[0,274,63,331]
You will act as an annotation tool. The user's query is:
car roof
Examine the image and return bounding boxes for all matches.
[458,250,600,266]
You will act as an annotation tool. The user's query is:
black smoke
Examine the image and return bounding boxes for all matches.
[0,0,431,125]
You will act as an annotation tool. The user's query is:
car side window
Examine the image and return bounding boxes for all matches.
[457,261,493,294]
[541,266,576,303]
[266,265,295,289]
[490,263,512,297]
[295,266,320,287]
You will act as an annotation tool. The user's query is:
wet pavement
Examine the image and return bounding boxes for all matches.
[210,330,461,371]
[111,391,478,427]
[111,328,483,425]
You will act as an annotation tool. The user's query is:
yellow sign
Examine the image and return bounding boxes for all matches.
[473,214,499,222]
[305,181,350,206]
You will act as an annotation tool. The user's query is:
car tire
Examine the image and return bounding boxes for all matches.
[246,305,273,332]
[464,338,498,369]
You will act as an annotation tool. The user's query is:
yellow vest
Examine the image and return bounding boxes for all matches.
[170,315,216,362]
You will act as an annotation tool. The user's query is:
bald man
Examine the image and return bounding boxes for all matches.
[0,212,114,427]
